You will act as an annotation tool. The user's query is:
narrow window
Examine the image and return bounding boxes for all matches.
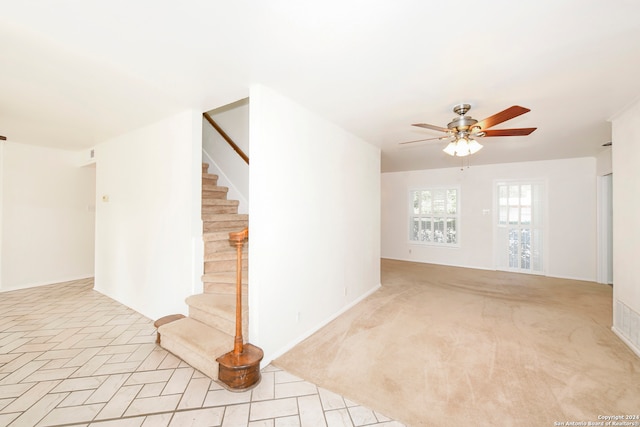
[495,181,544,273]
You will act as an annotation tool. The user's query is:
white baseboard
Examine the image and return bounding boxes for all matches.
[381,257,598,283]
[381,256,495,272]
[0,275,94,293]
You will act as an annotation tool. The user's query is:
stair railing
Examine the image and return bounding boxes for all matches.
[203,112,249,165]
[216,227,263,390]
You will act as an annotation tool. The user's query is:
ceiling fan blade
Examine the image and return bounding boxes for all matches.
[412,123,449,133]
[399,136,448,145]
[482,128,537,137]
[475,106,531,130]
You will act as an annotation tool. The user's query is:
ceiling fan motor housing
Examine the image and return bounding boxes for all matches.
[448,116,478,132]
[448,103,478,131]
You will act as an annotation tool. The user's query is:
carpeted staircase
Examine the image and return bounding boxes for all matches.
[157,163,248,380]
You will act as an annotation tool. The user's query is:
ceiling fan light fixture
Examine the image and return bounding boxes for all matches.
[443,141,457,156]
[454,138,470,157]
[443,136,483,157]
[468,138,483,154]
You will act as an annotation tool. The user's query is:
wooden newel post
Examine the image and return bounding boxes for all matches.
[216,227,263,391]
[230,228,247,356]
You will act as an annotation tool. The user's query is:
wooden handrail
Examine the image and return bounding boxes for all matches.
[203,112,249,165]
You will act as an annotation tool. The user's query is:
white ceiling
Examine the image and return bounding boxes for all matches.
[1,0,639,172]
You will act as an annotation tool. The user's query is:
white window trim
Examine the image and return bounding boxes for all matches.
[408,185,461,248]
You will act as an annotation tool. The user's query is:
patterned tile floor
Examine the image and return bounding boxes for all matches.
[0,279,405,427]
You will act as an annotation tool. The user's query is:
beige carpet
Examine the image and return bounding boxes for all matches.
[274,259,640,427]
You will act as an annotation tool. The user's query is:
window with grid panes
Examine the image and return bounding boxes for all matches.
[495,181,544,273]
[409,187,459,246]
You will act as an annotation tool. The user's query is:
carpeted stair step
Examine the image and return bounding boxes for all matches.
[203,198,238,207]
[204,241,228,253]
[204,249,247,262]
[202,205,239,215]
[186,293,247,337]
[158,317,232,380]
[202,272,248,287]
[203,186,229,199]
[203,226,248,235]
[202,163,209,174]
[203,271,248,295]
[204,223,249,234]
[203,230,248,242]
[203,231,249,252]
[203,213,248,223]
[203,214,248,233]
[202,199,239,215]
[204,282,248,295]
[203,182,227,191]
[204,251,248,272]
[205,257,248,273]
[202,173,219,186]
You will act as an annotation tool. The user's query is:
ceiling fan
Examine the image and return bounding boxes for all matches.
[401,104,536,157]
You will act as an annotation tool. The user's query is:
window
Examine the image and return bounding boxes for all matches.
[495,181,544,273]
[409,187,459,246]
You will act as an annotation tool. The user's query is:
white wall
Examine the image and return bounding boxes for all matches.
[382,157,597,281]
[203,98,249,213]
[611,98,640,355]
[94,110,203,320]
[0,141,95,290]
[249,85,381,364]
